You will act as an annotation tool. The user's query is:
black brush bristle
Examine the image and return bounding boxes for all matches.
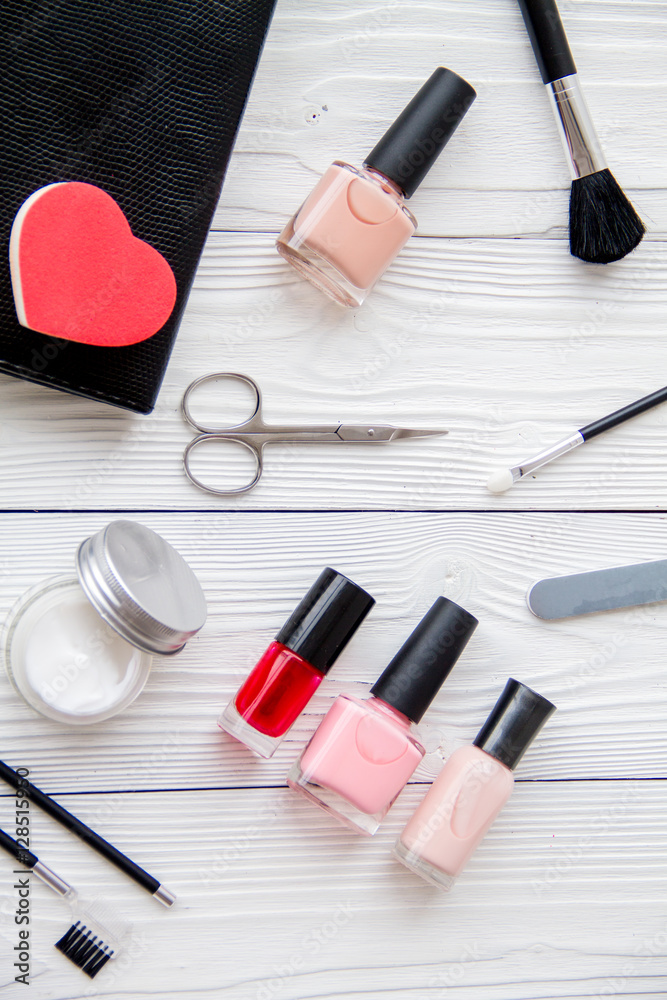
[569,168,645,264]
[55,920,114,978]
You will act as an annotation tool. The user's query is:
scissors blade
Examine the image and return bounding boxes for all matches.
[390,427,449,440]
[336,424,448,442]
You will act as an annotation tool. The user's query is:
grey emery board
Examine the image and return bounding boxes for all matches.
[527,559,667,620]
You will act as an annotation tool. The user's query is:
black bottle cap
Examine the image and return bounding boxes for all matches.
[370,597,478,723]
[364,67,476,199]
[275,568,375,674]
[473,678,556,771]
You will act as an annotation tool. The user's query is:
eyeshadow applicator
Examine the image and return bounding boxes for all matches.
[517,0,645,263]
[487,385,667,493]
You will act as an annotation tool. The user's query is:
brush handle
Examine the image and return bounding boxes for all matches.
[581,386,667,440]
[0,827,38,867]
[0,826,74,897]
[0,760,171,903]
[517,0,577,84]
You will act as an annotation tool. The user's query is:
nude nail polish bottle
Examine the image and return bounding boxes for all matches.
[394,678,556,890]
[287,597,478,834]
[276,67,476,307]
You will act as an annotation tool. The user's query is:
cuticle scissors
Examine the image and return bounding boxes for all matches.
[181,372,447,496]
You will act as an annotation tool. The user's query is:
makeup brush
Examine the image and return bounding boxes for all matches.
[0,760,175,906]
[517,0,645,263]
[487,385,667,493]
[0,827,128,978]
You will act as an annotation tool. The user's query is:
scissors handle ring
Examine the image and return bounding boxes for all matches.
[181,372,262,434]
[183,434,263,496]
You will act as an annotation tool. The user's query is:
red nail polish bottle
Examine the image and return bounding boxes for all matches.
[218,568,375,758]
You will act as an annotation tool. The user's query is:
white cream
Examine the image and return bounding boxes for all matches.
[5,577,152,724]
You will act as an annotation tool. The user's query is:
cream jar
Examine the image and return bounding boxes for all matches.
[2,520,207,725]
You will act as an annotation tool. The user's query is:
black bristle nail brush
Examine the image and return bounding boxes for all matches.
[0,827,126,978]
[517,0,645,263]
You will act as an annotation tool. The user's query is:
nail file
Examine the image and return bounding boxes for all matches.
[527,559,667,620]
[9,182,177,348]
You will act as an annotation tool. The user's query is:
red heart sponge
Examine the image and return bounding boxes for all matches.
[9,182,177,348]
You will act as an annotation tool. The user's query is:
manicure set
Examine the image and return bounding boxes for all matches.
[4,523,664,980]
[0,0,658,983]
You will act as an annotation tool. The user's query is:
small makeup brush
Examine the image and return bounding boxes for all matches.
[517,0,645,263]
[0,828,128,978]
[487,385,667,493]
[0,759,175,906]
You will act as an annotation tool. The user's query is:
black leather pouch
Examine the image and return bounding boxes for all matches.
[0,0,275,412]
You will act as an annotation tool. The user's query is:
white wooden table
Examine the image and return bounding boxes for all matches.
[1,3,666,998]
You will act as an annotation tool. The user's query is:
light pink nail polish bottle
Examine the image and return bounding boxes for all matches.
[276,67,476,307]
[287,597,478,835]
[394,679,556,890]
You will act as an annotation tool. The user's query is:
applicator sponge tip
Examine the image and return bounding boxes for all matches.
[486,469,515,494]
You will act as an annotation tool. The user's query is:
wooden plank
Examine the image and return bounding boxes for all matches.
[0,512,665,789]
[1,237,666,511]
[0,785,664,998]
[214,0,667,236]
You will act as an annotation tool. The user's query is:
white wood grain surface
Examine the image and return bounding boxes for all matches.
[1,1,667,998]
[3,236,667,510]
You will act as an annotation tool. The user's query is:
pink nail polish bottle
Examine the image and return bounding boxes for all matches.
[276,67,476,307]
[394,679,556,890]
[287,597,478,835]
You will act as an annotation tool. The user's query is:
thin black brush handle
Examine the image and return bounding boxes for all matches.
[581,386,667,440]
[0,827,38,868]
[0,760,160,896]
[517,0,577,84]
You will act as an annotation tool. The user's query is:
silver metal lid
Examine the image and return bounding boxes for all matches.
[76,521,207,655]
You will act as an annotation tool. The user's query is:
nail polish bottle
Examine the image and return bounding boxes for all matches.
[218,568,375,758]
[287,597,478,835]
[394,678,556,890]
[276,67,476,308]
